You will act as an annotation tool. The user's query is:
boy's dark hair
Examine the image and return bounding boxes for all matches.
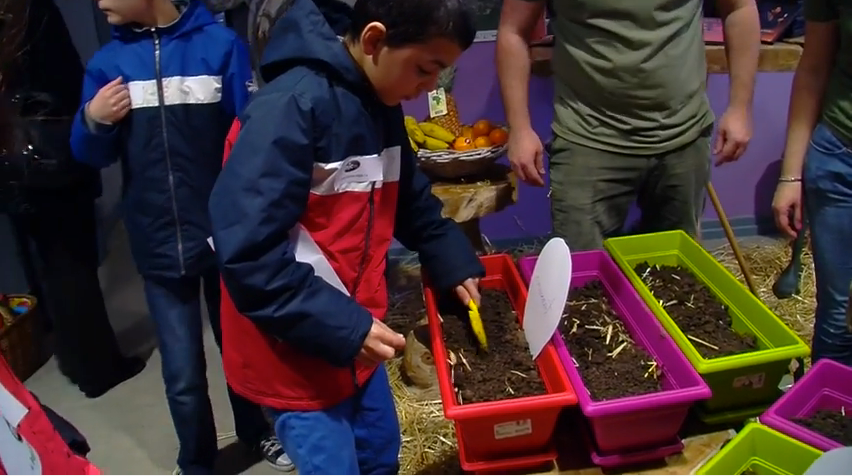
[346,0,476,50]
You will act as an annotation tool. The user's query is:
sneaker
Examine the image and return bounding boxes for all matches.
[259,435,294,472]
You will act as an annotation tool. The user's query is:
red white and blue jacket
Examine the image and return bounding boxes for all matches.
[209,0,484,410]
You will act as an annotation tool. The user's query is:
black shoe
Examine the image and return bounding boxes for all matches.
[77,356,146,399]
[258,435,294,472]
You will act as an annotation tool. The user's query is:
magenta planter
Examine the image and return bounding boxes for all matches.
[519,251,711,458]
[761,359,852,451]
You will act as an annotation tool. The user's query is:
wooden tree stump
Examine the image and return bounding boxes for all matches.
[429,163,517,254]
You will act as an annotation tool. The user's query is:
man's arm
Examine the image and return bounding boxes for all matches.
[781,0,838,179]
[210,91,373,368]
[496,0,546,132]
[717,0,761,110]
[392,113,485,290]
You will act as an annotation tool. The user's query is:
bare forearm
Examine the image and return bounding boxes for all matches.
[496,32,534,130]
[722,5,760,109]
[782,69,831,176]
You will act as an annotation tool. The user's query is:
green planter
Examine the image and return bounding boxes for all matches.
[696,423,822,475]
[604,231,809,414]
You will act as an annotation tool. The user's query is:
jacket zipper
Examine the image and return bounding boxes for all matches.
[152,29,186,275]
[350,182,376,389]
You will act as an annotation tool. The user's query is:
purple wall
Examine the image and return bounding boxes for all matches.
[403,43,793,241]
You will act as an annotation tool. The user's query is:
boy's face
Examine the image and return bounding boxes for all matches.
[97,0,151,25]
[359,23,463,106]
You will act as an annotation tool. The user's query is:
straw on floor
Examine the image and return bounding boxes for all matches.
[710,236,816,344]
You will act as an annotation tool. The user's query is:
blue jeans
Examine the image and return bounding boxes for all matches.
[266,365,401,475]
[804,123,852,366]
[143,267,269,474]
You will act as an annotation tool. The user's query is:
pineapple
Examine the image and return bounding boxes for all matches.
[428,66,463,137]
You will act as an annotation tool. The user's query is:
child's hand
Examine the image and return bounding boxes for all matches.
[455,277,481,307]
[87,77,131,125]
[357,318,405,366]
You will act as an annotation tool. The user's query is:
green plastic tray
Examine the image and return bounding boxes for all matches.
[604,231,810,413]
[695,423,822,475]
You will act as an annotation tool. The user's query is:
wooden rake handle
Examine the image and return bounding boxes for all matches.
[706,181,759,296]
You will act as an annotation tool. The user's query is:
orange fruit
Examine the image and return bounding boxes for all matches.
[453,136,474,151]
[461,125,474,140]
[472,120,493,138]
[488,127,508,146]
[473,136,492,148]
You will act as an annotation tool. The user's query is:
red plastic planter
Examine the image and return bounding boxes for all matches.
[423,254,577,465]
[457,423,557,475]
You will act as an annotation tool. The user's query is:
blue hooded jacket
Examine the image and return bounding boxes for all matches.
[70,0,252,278]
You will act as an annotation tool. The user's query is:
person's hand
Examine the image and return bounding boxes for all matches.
[507,127,545,186]
[86,76,131,125]
[454,277,481,307]
[713,106,752,165]
[772,181,804,239]
[357,318,405,366]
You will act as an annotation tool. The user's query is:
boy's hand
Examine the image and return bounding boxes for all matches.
[87,77,131,125]
[357,318,406,366]
[455,278,481,307]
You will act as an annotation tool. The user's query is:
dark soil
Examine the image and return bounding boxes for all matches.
[438,288,546,404]
[560,281,661,400]
[634,262,757,359]
[793,410,852,445]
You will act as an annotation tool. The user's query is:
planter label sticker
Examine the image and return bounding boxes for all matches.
[493,419,532,440]
[427,88,448,118]
[524,238,572,359]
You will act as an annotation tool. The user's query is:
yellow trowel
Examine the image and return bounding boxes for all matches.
[467,300,488,351]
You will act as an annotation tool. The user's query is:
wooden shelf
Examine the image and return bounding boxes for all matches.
[530,41,803,77]
[705,42,802,73]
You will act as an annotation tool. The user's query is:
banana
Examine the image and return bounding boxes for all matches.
[404,115,419,129]
[409,137,419,153]
[418,122,455,143]
[404,117,426,144]
[421,136,449,150]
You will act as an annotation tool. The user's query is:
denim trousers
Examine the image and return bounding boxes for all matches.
[143,267,269,474]
[804,123,852,366]
[266,365,401,475]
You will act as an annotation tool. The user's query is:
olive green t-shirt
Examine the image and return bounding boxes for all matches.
[539,0,714,155]
[805,0,852,146]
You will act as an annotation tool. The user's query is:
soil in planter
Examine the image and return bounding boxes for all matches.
[793,410,852,445]
[560,281,661,400]
[634,262,757,359]
[440,288,546,404]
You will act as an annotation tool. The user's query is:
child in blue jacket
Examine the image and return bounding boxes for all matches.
[69,0,289,473]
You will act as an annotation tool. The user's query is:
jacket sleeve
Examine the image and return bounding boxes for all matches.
[221,38,252,117]
[393,121,485,290]
[69,54,121,169]
[209,91,373,368]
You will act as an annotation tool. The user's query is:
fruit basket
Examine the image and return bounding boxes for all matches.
[407,66,509,180]
[760,359,852,451]
[695,423,822,475]
[519,251,711,464]
[604,231,810,417]
[0,294,49,381]
[423,254,577,466]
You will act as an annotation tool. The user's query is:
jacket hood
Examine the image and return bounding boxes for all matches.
[112,0,214,41]
[254,0,363,89]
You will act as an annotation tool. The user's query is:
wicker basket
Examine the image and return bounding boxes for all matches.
[417,144,508,180]
[0,295,49,381]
